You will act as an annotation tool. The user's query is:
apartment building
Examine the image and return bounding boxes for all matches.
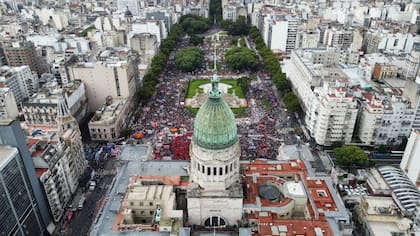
[3,40,45,77]
[129,33,158,67]
[88,97,131,141]
[312,86,358,145]
[376,96,414,145]
[261,13,300,54]
[68,49,139,112]
[22,81,88,126]
[322,27,354,50]
[0,65,38,105]
[0,88,18,120]
[400,130,420,188]
[403,43,420,79]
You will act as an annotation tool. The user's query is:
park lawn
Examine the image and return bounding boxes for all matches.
[186,79,245,99]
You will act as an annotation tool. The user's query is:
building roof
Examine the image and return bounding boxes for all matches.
[193,53,238,150]
[377,166,420,213]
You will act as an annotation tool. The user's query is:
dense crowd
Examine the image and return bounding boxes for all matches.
[131,35,294,160]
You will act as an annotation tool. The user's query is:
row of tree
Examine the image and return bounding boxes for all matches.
[249,26,300,113]
[137,24,183,103]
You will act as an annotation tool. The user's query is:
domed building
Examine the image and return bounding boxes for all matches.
[187,52,243,227]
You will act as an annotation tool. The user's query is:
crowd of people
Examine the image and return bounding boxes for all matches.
[130,35,294,160]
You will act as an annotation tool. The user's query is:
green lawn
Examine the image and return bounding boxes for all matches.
[186,79,245,99]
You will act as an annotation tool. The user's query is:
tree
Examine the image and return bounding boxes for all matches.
[220,16,249,35]
[225,47,259,71]
[180,14,211,34]
[189,34,204,46]
[174,48,204,72]
[120,128,133,138]
[237,76,254,94]
[80,25,95,37]
[209,0,222,23]
[333,146,368,167]
[160,39,176,55]
[273,71,291,92]
[283,92,301,113]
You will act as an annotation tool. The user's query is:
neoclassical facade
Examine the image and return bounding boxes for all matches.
[187,55,243,227]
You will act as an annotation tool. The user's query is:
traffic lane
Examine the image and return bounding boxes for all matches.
[69,174,114,235]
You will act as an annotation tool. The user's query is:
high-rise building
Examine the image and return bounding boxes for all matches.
[400,130,420,188]
[3,41,45,77]
[68,49,139,112]
[312,86,358,146]
[187,53,243,227]
[0,88,19,120]
[0,66,38,105]
[403,43,420,79]
[28,94,87,222]
[0,145,45,235]
[0,120,55,234]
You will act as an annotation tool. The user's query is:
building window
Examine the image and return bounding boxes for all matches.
[150,211,154,215]
[219,167,223,175]
[207,167,211,176]
[149,202,153,206]
[213,167,217,175]
[225,165,228,174]
[202,165,205,174]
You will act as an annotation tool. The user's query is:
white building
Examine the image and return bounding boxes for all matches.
[88,97,131,141]
[322,27,354,50]
[29,95,86,222]
[22,81,88,126]
[187,57,242,227]
[357,93,384,145]
[34,8,69,31]
[375,95,415,145]
[403,44,420,79]
[312,86,358,145]
[130,20,167,46]
[262,14,299,54]
[0,66,38,106]
[68,49,138,112]
[295,30,320,49]
[0,88,18,120]
[401,130,420,188]
[129,33,158,67]
[117,0,139,16]
[364,30,420,54]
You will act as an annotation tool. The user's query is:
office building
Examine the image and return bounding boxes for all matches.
[0,120,55,234]
[0,145,45,235]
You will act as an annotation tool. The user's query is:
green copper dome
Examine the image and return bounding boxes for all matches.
[192,50,238,150]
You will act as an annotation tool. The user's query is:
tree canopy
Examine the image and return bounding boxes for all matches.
[189,34,204,46]
[209,0,222,22]
[225,46,259,71]
[180,14,211,35]
[283,92,301,113]
[220,16,249,35]
[174,48,204,72]
[273,71,291,93]
[237,76,254,94]
[333,146,368,167]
